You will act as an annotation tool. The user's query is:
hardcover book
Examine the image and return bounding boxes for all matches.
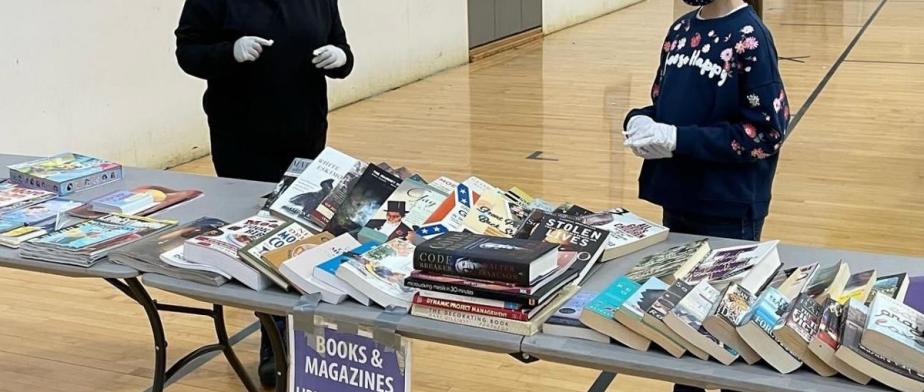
[615,278,690,358]
[71,185,203,219]
[625,239,710,284]
[835,300,924,392]
[415,177,496,240]
[324,164,402,236]
[337,238,418,309]
[403,265,578,308]
[862,294,924,373]
[579,276,651,351]
[270,147,361,228]
[358,178,448,244]
[413,231,559,286]
[527,214,610,284]
[183,215,285,290]
[7,153,122,195]
[307,160,367,230]
[0,183,56,214]
[238,220,314,290]
[578,208,669,261]
[664,281,740,365]
[263,157,313,209]
[702,283,762,364]
[109,217,230,286]
[279,233,361,304]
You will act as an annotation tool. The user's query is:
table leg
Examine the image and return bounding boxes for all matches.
[124,277,168,392]
[213,305,260,392]
[587,371,617,392]
[257,313,288,392]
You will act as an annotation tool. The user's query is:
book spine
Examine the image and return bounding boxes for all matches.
[404,277,536,307]
[410,303,535,335]
[413,295,529,321]
[65,167,124,195]
[413,248,529,285]
[9,171,58,194]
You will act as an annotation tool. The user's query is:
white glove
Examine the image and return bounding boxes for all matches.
[234,36,274,63]
[624,117,677,160]
[312,45,347,70]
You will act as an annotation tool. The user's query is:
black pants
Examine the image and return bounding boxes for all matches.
[663,209,764,392]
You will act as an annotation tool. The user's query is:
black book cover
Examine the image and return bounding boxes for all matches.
[414,231,558,285]
[404,267,577,307]
[528,214,608,261]
[648,280,693,321]
[324,164,401,236]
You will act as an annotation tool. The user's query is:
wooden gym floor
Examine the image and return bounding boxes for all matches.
[2,0,922,390]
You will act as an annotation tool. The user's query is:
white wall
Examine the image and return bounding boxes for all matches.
[543,0,644,34]
[0,1,469,169]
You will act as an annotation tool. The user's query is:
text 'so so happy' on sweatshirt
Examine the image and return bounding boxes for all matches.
[625,6,790,219]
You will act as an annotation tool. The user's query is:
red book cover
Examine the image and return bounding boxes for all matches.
[413,294,529,321]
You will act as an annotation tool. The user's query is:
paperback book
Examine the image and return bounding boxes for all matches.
[664,281,740,365]
[0,226,47,248]
[835,269,878,304]
[702,283,762,364]
[183,215,285,290]
[683,240,781,293]
[324,164,402,236]
[7,153,122,195]
[306,161,367,230]
[415,177,496,240]
[403,265,578,308]
[71,185,203,219]
[0,183,56,214]
[578,208,669,261]
[807,298,872,384]
[313,242,379,305]
[261,232,336,269]
[108,217,230,286]
[461,187,522,237]
[279,233,361,304]
[773,293,837,376]
[579,276,651,351]
[543,291,610,343]
[802,260,851,305]
[625,239,710,284]
[238,220,314,290]
[736,287,803,373]
[615,278,691,358]
[337,238,418,309]
[270,147,361,228]
[862,294,924,373]
[263,157,313,209]
[0,199,83,226]
[871,273,910,303]
[358,178,448,244]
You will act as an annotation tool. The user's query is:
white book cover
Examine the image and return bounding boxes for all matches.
[864,294,924,359]
[270,147,360,227]
[160,246,232,279]
[428,176,459,195]
[415,176,496,239]
[584,208,668,251]
[183,215,283,290]
[669,281,739,363]
[337,238,417,309]
[280,233,360,303]
[684,240,780,290]
[358,178,448,244]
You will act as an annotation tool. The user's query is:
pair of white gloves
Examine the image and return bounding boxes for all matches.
[232,36,347,70]
[624,115,678,160]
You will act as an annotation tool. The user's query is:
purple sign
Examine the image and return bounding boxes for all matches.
[289,325,410,392]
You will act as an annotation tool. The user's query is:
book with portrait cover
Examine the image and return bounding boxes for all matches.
[861,294,924,374]
[358,178,448,244]
[835,300,924,392]
[109,217,230,286]
[183,215,285,290]
[412,231,558,286]
[324,164,402,236]
[238,220,314,290]
[307,160,367,230]
[263,157,313,209]
[664,281,740,365]
[527,214,610,284]
[8,153,122,195]
[702,283,762,364]
[270,147,361,228]
[415,177,496,240]
[625,239,710,284]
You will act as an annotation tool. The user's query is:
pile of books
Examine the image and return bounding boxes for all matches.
[568,237,924,391]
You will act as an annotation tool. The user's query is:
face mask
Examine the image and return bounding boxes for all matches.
[683,0,715,5]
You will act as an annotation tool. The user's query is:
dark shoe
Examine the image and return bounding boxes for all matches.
[259,321,276,388]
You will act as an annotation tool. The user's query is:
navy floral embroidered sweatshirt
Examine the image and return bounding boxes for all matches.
[625,6,790,219]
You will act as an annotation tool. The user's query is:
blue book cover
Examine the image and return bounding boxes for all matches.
[316,242,379,278]
[0,199,84,226]
[547,290,598,326]
[622,278,669,319]
[745,287,790,333]
[0,219,23,233]
[586,276,640,319]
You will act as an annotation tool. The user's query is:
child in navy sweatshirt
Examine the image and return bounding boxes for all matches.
[624,0,789,247]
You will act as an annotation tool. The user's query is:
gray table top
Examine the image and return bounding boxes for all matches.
[0,153,274,279]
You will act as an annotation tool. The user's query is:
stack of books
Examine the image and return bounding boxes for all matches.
[405,231,579,336]
[19,214,176,266]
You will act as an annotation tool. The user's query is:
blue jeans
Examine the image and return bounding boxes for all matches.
[662,209,764,241]
[663,209,760,392]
